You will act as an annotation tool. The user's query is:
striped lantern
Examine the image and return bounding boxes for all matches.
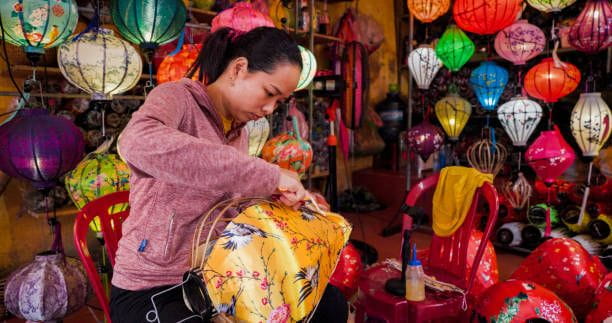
[524,58,581,103]
[58,28,143,101]
[570,92,611,158]
[246,117,270,157]
[453,0,523,35]
[435,24,475,72]
[434,93,472,141]
[407,0,451,23]
[568,0,612,54]
[466,139,508,176]
[296,46,317,91]
[211,1,274,33]
[527,0,577,13]
[408,45,443,90]
[497,96,543,147]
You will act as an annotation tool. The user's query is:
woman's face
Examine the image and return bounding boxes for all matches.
[225,60,301,123]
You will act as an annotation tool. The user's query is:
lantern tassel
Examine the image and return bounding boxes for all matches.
[578,162,594,225]
[168,29,185,57]
[544,185,552,238]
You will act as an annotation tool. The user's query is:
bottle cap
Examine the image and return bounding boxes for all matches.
[409,243,421,266]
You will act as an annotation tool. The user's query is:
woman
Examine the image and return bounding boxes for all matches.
[110,27,313,322]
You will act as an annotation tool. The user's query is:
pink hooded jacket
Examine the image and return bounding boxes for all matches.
[112,79,280,290]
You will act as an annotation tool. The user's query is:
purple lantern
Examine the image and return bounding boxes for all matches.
[494,20,546,65]
[0,109,84,189]
[405,122,445,162]
[568,0,612,54]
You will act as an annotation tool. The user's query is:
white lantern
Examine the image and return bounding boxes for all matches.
[58,28,143,101]
[570,92,611,158]
[497,96,543,147]
[246,117,270,157]
[408,45,443,90]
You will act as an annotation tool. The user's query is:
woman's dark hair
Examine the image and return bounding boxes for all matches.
[186,27,302,84]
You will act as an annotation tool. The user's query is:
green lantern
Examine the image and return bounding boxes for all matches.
[435,24,475,72]
[65,152,130,233]
[110,0,187,54]
[0,0,78,62]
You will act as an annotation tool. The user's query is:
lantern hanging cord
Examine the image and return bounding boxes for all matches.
[517,151,521,171]
[0,14,27,102]
[547,104,553,130]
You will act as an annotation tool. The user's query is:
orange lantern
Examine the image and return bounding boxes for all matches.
[156,44,202,84]
[453,0,523,35]
[524,57,581,103]
[407,0,451,23]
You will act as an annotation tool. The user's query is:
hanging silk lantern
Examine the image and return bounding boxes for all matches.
[570,92,611,158]
[0,0,78,61]
[64,151,130,233]
[261,117,313,177]
[526,126,576,185]
[111,0,187,53]
[470,61,509,111]
[405,122,445,162]
[341,42,368,129]
[501,172,533,210]
[157,44,202,84]
[569,0,612,54]
[467,139,508,175]
[211,2,274,33]
[58,28,143,101]
[524,58,581,103]
[434,93,472,140]
[408,45,443,90]
[5,253,88,322]
[527,0,577,13]
[296,46,317,91]
[246,117,270,157]
[434,25,475,72]
[494,20,546,66]
[453,0,523,35]
[497,96,543,147]
[0,109,84,190]
[407,0,451,23]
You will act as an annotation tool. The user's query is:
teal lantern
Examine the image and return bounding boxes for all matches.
[435,24,475,72]
[470,61,509,111]
[111,0,187,54]
[0,0,78,62]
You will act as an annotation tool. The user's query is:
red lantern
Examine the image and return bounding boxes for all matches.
[453,0,523,35]
[524,58,581,103]
[211,2,275,33]
[568,0,612,54]
[329,243,362,299]
[585,273,612,323]
[511,238,607,318]
[526,126,576,186]
[156,44,202,84]
[475,280,577,322]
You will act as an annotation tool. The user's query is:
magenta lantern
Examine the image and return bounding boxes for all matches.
[211,2,275,33]
[568,0,612,54]
[405,122,445,162]
[526,126,576,185]
[495,20,546,65]
[0,109,84,189]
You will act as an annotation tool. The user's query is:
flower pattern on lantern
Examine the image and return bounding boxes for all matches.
[408,45,443,90]
[527,0,577,13]
[498,96,543,147]
[495,20,546,66]
[526,126,576,185]
[407,0,450,23]
[453,0,523,35]
[435,25,475,72]
[470,61,509,111]
[435,93,472,141]
[524,58,581,103]
[569,0,612,54]
[0,0,78,57]
[246,117,270,157]
[58,28,143,101]
[262,117,313,177]
[405,122,445,162]
[157,44,201,84]
[211,2,275,33]
[570,92,611,158]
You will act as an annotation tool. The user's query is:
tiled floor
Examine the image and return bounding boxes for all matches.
[5,206,525,323]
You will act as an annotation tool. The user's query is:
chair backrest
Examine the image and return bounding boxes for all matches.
[73,191,130,322]
[402,173,499,294]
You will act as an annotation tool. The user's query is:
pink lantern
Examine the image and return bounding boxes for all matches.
[568,0,612,54]
[495,20,546,65]
[211,2,275,33]
[526,126,576,185]
[405,122,445,162]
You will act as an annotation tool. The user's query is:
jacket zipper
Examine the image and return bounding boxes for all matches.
[164,211,176,257]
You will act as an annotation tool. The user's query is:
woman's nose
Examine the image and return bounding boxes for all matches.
[262,103,275,115]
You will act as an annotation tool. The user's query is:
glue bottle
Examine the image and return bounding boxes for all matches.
[405,243,425,301]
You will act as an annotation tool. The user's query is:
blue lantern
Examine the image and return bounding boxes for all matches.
[470,61,509,111]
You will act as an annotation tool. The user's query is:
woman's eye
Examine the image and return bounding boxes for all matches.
[266,90,274,97]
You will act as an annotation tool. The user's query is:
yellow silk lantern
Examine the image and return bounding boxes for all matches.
[435,93,472,141]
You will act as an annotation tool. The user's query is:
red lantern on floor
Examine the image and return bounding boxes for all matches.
[585,273,612,323]
[569,0,612,54]
[524,58,581,103]
[453,0,523,35]
[329,243,362,299]
[157,44,202,84]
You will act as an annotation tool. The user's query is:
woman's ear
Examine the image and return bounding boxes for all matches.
[230,57,249,83]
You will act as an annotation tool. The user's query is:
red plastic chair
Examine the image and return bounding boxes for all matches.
[74,191,130,323]
[354,172,499,322]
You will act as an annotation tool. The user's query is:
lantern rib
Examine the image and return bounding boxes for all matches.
[48,3,75,48]
[37,0,53,49]
[132,2,147,44]
[75,38,96,95]
[17,2,35,49]
[156,3,183,45]
[111,2,138,45]
[150,0,160,44]
[107,39,130,96]
[102,34,108,97]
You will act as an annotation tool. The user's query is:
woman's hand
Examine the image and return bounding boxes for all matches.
[277,168,307,209]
